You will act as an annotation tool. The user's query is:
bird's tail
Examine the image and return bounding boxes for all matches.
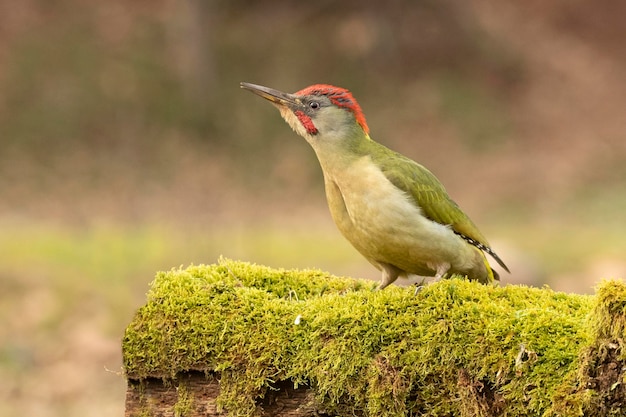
[481,251,500,282]
[483,246,510,274]
[455,231,510,275]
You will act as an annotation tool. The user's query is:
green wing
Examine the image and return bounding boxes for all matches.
[373,147,491,249]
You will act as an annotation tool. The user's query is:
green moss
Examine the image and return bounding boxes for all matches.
[589,280,626,342]
[123,259,626,416]
[173,383,193,417]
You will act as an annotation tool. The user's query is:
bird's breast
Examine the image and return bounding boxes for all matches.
[325,156,429,238]
[322,156,469,275]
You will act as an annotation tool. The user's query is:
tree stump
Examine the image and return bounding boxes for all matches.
[122,259,626,416]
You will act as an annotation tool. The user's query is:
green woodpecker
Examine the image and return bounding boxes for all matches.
[240,82,509,289]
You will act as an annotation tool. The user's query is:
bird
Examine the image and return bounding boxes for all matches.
[240,82,509,290]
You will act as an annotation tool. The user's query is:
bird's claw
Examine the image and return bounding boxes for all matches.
[412,277,428,296]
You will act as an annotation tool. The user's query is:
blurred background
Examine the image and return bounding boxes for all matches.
[1,0,625,415]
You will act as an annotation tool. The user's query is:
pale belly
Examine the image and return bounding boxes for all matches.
[323,157,473,277]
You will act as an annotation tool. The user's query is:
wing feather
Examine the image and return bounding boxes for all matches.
[374,149,491,250]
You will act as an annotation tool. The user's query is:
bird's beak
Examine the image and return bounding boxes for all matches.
[240,82,300,109]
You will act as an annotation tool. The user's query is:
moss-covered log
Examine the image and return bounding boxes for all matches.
[122,259,626,416]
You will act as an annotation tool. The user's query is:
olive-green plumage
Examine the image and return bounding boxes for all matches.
[241,82,509,289]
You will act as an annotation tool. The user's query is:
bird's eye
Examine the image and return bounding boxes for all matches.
[309,101,320,110]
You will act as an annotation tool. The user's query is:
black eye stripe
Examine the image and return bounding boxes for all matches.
[295,84,370,134]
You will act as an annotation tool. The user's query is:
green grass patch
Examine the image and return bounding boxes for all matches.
[0,223,363,336]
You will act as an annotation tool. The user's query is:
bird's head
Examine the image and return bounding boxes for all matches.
[241,82,370,145]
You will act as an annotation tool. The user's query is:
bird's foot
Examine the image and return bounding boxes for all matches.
[412,277,428,296]
[377,263,402,291]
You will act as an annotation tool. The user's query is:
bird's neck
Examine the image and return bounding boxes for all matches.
[309,131,379,176]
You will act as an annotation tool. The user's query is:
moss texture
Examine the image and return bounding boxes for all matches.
[123,259,626,416]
